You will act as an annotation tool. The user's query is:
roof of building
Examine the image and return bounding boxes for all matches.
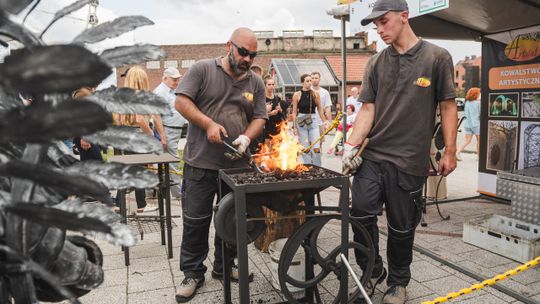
[270,58,339,87]
[325,54,371,83]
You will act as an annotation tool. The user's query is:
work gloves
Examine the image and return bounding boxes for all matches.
[232,134,250,155]
[342,142,363,174]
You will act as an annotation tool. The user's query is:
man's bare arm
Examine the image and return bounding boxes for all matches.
[438,99,458,176]
[175,94,227,143]
[244,118,266,141]
[346,103,375,146]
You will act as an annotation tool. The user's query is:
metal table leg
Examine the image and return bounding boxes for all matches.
[158,164,165,245]
[119,189,130,266]
[164,163,173,258]
[234,189,250,303]
[340,179,349,303]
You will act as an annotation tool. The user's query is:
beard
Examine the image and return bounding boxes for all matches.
[228,52,250,75]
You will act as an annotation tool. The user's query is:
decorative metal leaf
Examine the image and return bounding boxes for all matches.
[5,203,111,233]
[54,199,119,224]
[0,88,23,113]
[0,0,35,15]
[0,159,112,204]
[39,0,92,39]
[83,126,163,154]
[92,222,137,247]
[0,44,111,94]
[0,100,110,143]
[100,44,165,68]
[0,190,9,207]
[66,161,159,190]
[73,15,153,44]
[0,16,43,47]
[86,86,171,114]
[47,142,78,168]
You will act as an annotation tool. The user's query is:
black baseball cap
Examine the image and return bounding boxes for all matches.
[361,0,409,26]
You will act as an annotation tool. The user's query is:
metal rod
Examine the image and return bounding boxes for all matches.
[341,16,348,144]
[246,212,341,222]
[340,254,373,304]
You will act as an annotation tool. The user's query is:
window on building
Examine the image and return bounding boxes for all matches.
[164,60,178,68]
[146,61,160,69]
[182,59,196,68]
[456,70,459,78]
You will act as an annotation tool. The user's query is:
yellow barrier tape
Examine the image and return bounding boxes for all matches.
[422,256,540,304]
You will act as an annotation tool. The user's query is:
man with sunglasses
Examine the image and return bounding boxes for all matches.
[343,0,458,303]
[174,27,267,303]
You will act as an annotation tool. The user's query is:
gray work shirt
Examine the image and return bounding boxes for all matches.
[177,58,267,170]
[359,39,456,176]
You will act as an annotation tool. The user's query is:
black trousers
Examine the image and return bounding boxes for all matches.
[179,163,232,279]
[350,159,424,287]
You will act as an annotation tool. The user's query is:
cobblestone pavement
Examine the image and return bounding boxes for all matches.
[60,134,539,304]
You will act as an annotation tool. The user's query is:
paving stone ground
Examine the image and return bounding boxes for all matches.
[58,132,539,304]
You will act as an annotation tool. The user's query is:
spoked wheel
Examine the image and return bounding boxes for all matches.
[278,215,375,304]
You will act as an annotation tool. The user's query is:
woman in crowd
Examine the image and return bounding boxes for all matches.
[113,66,161,212]
[262,75,287,141]
[291,74,329,166]
[73,87,103,161]
[457,87,481,160]
[327,104,356,155]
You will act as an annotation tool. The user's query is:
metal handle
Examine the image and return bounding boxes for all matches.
[340,253,373,304]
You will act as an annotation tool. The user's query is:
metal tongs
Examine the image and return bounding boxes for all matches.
[223,141,264,174]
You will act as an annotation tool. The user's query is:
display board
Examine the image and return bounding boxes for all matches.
[478,29,540,196]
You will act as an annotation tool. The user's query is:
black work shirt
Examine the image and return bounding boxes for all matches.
[359,39,456,176]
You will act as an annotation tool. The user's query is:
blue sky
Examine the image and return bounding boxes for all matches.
[24,0,480,63]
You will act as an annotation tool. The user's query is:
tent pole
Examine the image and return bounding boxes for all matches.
[341,16,348,144]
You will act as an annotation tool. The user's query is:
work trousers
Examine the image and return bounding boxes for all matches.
[179,163,231,279]
[350,159,424,287]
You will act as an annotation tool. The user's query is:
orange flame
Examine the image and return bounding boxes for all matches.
[254,121,308,173]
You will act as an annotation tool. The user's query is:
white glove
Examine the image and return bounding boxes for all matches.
[232,134,251,155]
[342,142,363,174]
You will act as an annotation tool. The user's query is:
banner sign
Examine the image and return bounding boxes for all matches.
[478,29,540,195]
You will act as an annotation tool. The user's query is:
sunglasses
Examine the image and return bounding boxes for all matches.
[231,41,257,59]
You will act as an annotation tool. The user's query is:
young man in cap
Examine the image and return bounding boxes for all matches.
[174,27,266,302]
[343,0,458,303]
[153,67,185,198]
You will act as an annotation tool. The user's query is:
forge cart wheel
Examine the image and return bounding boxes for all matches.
[278,215,375,304]
[214,192,266,245]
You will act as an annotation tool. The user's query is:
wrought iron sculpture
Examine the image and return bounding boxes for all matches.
[0,1,170,303]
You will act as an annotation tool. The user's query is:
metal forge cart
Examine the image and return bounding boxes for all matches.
[217,166,375,304]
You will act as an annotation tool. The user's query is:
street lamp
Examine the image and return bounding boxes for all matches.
[327,4,350,144]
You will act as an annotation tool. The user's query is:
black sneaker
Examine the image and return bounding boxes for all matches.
[175,277,205,303]
[211,265,254,282]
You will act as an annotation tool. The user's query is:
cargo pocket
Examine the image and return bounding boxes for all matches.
[397,170,425,230]
[182,164,206,215]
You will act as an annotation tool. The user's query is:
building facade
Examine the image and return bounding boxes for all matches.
[116,30,375,107]
[454,55,481,97]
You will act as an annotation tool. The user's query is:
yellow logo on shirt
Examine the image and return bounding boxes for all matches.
[414,77,431,88]
[242,92,254,102]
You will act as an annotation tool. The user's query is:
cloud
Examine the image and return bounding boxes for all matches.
[17,0,480,64]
